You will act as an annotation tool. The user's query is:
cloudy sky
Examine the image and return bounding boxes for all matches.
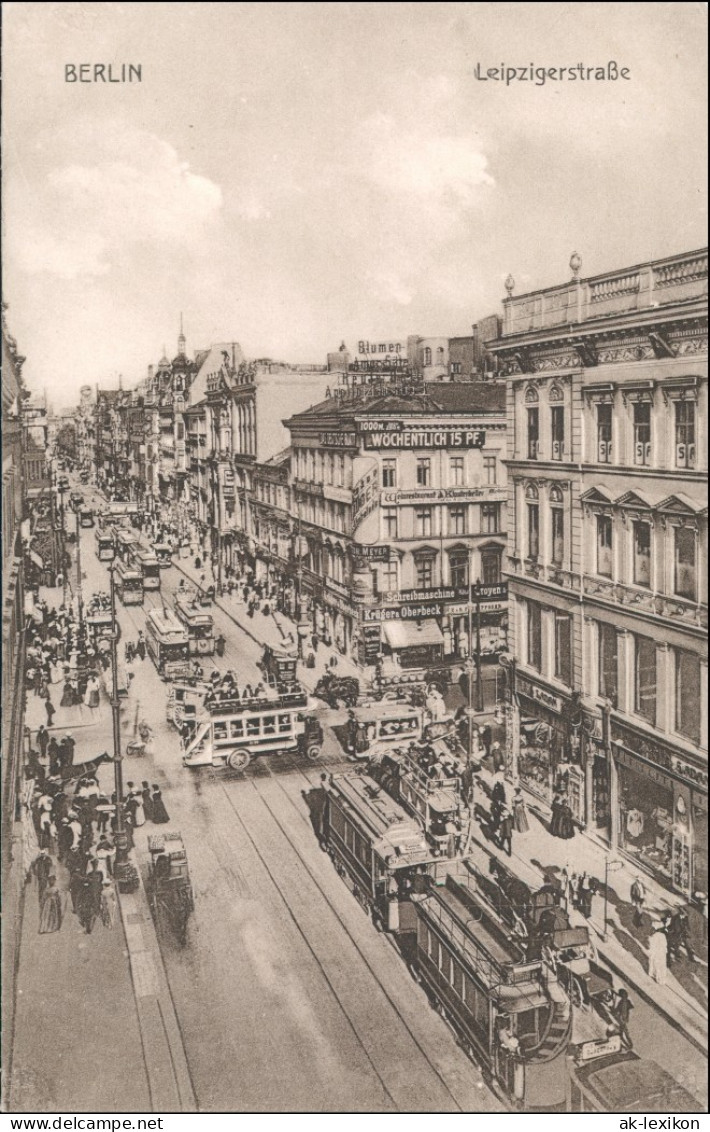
[3,2,707,406]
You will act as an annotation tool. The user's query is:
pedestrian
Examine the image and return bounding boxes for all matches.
[44,695,56,727]
[512,786,529,833]
[78,861,103,934]
[648,921,669,984]
[551,792,575,839]
[141,780,154,823]
[136,632,146,661]
[30,848,53,904]
[491,741,504,773]
[612,989,634,1051]
[100,880,117,929]
[668,908,696,963]
[630,876,646,928]
[38,876,63,934]
[69,867,84,914]
[151,785,170,824]
[498,807,514,857]
[37,724,49,760]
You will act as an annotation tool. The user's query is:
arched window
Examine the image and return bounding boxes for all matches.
[525,483,539,501]
[526,484,539,559]
[524,385,539,403]
[423,347,432,366]
[549,484,563,503]
[548,384,563,403]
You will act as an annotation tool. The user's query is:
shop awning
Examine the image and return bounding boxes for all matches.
[382,619,444,650]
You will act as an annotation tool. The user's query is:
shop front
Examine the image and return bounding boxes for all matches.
[381,618,445,670]
[610,723,708,897]
[515,676,586,823]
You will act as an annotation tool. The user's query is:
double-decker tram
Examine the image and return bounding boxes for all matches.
[173,594,215,655]
[133,549,161,592]
[114,558,144,605]
[144,608,191,680]
[95,526,115,562]
[153,542,173,568]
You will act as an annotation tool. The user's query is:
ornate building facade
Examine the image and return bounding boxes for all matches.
[490,247,708,898]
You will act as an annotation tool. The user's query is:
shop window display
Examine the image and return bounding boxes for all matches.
[619,761,673,883]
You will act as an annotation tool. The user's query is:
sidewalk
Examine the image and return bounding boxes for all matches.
[474,765,708,1054]
[16,651,196,1112]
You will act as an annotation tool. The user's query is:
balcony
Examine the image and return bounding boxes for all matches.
[583,575,707,629]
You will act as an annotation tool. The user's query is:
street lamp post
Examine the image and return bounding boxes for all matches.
[74,508,83,622]
[108,562,130,882]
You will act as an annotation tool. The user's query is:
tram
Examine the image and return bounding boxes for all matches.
[114,559,144,606]
[322,772,432,930]
[153,542,173,568]
[370,740,468,858]
[115,529,139,564]
[95,527,115,562]
[173,595,216,655]
[181,687,323,771]
[133,549,161,592]
[145,608,191,680]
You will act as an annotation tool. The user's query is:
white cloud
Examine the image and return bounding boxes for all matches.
[358,113,494,207]
[11,125,223,279]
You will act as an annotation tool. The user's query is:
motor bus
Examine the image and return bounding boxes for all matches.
[153,542,173,568]
[133,549,161,592]
[95,527,115,562]
[565,1050,703,1114]
[145,608,191,680]
[182,688,323,771]
[173,595,215,655]
[115,529,139,565]
[114,559,144,606]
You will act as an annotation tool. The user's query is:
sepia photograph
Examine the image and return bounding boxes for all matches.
[1,1,707,1121]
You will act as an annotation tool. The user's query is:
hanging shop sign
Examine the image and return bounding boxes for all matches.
[353,544,390,561]
[381,582,507,606]
[318,432,358,448]
[671,755,708,792]
[362,602,444,623]
[517,676,564,715]
[362,423,486,450]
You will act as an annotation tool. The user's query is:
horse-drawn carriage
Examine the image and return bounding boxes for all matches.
[259,642,298,689]
[147,832,194,945]
[313,672,360,708]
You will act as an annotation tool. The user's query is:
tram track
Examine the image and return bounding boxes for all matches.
[221,771,486,1113]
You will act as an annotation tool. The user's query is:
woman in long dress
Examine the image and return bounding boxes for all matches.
[100,881,117,929]
[648,922,669,983]
[38,877,63,934]
[151,786,170,824]
[512,787,529,833]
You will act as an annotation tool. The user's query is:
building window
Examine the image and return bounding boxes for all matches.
[527,500,539,559]
[551,494,564,566]
[596,514,613,577]
[415,556,434,589]
[554,614,572,686]
[632,521,651,587]
[480,548,501,585]
[483,455,497,485]
[450,456,465,486]
[382,459,397,488]
[382,508,398,539]
[527,601,542,671]
[675,650,701,745]
[634,635,656,724]
[597,403,612,463]
[380,560,398,592]
[551,406,565,461]
[415,507,432,538]
[674,526,696,601]
[598,623,618,706]
[451,362,462,375]
[482,503,500,534]
[423,347,432,366]
[416,458,431,487]
[633,402,652,466]
[338,455,346,487]
[449,550,468,588]
[675,401,696,469]
[449,506,467,536]
[527,407,539,460]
